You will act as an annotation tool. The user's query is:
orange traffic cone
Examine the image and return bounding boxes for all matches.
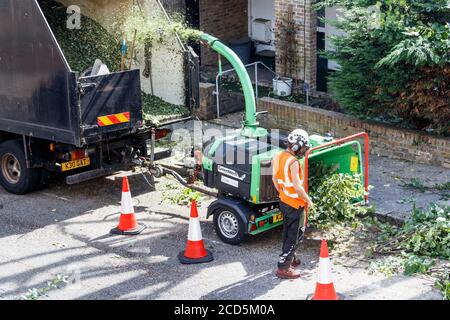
[307,239,346,300]
[178,200,214,264]
[110,177,146,236]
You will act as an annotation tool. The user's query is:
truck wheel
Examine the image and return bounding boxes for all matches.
[213,206,248,245]
[0,141,40,194]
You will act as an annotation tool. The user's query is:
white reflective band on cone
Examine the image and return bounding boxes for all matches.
[121,191,135,215]
[188,217,203,241]
[317,257,333,284]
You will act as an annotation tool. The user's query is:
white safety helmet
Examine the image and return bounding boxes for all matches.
[287,129,311,152]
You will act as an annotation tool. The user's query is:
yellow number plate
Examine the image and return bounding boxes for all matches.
[61,158,91,172]
[273,213,284,223]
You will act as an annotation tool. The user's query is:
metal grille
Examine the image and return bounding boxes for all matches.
[259,160,279,203]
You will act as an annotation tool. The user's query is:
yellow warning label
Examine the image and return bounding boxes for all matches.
[273,213,284,223]
[350,156,359,173]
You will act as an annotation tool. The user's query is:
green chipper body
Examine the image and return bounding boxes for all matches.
[198,33,369,244]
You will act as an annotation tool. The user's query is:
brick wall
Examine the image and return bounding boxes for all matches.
[258,97,450,168]
[199,0,249,66]
[274,0,317,92]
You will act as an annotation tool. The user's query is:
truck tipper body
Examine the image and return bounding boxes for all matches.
[0,0,169,194]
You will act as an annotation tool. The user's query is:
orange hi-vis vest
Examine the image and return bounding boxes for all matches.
[275,151,306,209]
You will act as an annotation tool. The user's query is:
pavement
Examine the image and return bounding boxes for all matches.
[0,117,447,300]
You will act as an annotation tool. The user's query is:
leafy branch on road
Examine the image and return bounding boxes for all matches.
[367,203,450,299]
[436,272,450,300]
[402,178,450,200]
[21,274,70,300]
[162,182,203,206]
[372,203,449,258]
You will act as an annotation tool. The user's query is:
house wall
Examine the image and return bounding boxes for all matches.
[56,0,186,106]
[274,0,317,92]
[198,0,319,92]
[199,0,249,66]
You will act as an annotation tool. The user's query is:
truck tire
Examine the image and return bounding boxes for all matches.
[213,206,248,245]
[0,140,41,194]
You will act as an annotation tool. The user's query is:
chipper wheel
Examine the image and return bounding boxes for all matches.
[213,206,248,245]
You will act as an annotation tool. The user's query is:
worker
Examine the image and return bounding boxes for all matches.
[272,129,314,279]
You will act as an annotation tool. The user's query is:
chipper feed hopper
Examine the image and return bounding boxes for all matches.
[196,34,370,245]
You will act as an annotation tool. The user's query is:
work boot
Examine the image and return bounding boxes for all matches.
[276,267,301,280]
[291,255,301,268]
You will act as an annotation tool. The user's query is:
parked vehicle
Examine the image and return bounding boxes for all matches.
[0,0,172,194]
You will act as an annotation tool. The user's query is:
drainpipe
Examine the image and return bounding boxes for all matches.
[200,33,267,138]
[304,0,307,83]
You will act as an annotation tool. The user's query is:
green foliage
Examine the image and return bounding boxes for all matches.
[401,203,450,258]
[308,162,370,226]
[374,203,450,258]
[436,272,450,300]
[402,179,450,199]
[435,182,450,192]
[164,188,202,206]
[21,274,70,300]
[402,253,435,275]
[316,0,450,132]
[404,177,427,192]
[369,255,404,277]
[39,0,202,73]
[369,253,435,276]
[113,3,202,51]
[370,202,450,298]
[39,0,122,72]
[142,93,189,126]
[435,182,450,201]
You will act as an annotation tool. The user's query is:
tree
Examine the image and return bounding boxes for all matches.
[317,0,450,134]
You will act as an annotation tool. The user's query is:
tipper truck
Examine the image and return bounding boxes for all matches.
[0,0,171,194]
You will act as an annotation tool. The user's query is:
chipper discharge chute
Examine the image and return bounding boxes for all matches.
[195,33,370,245]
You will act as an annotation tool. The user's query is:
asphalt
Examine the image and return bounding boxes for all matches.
[0,171,443,300]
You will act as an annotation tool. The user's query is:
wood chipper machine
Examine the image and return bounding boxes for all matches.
[156,33,370,245]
